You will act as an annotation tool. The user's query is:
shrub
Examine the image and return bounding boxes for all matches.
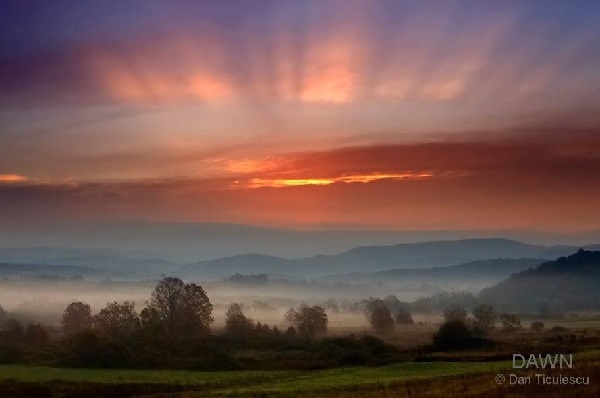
[499,314,522,331]
[443,305,467,323]
[530,321,545,331]
[432,320,475,351]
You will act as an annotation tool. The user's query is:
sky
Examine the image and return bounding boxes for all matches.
[1,0,600,231]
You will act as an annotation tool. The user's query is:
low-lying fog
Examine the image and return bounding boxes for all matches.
[0,278,453,329]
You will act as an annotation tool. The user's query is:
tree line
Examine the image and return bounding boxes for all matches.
[0,277,403,369]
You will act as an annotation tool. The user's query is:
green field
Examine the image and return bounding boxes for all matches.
[1,351,598,397]
[0,360,510,394]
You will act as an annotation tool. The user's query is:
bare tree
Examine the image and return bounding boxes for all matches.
[95,301,140,338]
[62,301,93,336]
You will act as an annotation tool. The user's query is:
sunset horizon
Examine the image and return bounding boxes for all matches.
[2,1,600,232]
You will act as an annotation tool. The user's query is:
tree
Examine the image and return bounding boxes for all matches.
[395,307,414,325]
[62,302,93,336]
[94,301,140,338]
[500,314,522,331]
[472,304,497,334]
[146,277,213,338]
[0,304,6,325]
[432,320,474,351]
[4,319,24,341]
[321,299,340,313]
[383,295,405,313]
[364,299,394,334]
[443,305,467,323]
[530,321,545,331]
[285,305,328,338]
[25,323,49,345]
[225,303,254,340]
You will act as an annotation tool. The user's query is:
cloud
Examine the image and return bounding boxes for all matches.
[0,174,29,183]
[2,128,599,230]
[1,1,599,108]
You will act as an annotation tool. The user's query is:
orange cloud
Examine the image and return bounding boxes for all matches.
[245,172,435,188]
[299,37,359,103]
[85,38,234,104]
[0,174,29,183]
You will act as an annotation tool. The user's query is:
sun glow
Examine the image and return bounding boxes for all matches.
[246,172,434,188]
[0,174,29,183]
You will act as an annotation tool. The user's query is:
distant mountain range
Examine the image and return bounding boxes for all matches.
[1,238,598,282]
[0,262,99,278]
[320,258,545,285]
[2,221,600,262]
[0,248,178,279]
[179,239,600,280]
[480,250,600,311]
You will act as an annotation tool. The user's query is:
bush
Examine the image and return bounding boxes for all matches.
[339,350,371,366]
[499,314,522,331]
[0,341,24,363]
[395,308,414,325]
[432,320,477,351]
[443,305,467,322]
[530,321,545,331]
[364,299,395,334]
[472,304,497,334]
[25,324,49,346]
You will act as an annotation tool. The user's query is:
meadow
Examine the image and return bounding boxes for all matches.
[1,350,599,397]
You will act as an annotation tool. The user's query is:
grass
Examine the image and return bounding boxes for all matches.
[0,366,300,389]
[0,360,511,395]
[211,361,511,394]
[1,351,599,397]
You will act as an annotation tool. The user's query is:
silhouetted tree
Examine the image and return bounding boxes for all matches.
[321,299,340,313]
[500,313,522,331]
[384,295,404,314]
[0,304,6,325]
[364,299,394,334]
[285,305,328,338]
[62,301,93,336]
[432,320,474,351]
[225,303,254,341]
[25,323,49,345]
[4,319,24,341]
[140,306,162,332]
[530,321,545,331]
[394,308,414,325]
[285,326,297,338]
[146,277,213,338]
[472,304,497,335]
[95,301,140,338]
[443,305,467,323]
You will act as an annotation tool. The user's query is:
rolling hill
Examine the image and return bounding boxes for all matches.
[0,262,100,278]
[321,258,544,285]
[480,250,600,311]
[180,239,598,280]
